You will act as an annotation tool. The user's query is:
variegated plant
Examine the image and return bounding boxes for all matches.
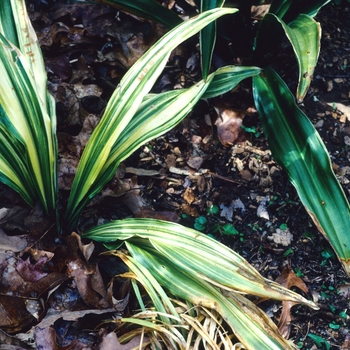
[0,0,321,349]
[99,0,350,274]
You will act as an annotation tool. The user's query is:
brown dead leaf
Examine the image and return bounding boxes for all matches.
[71,232,94,262]
[251,4,270,19]
[183,187,195,205]
[98,329,149,350]
[65,234,110,309]
[67,258,110,309]
[187,156,204,170]
[16,256,48,282]
[1,256,66,299]
[214,108,248,147]
[181,203,199,217]
[0,228,28,261]
[0,295,37,334]
[35,326,86,350]
[275,267,310,338]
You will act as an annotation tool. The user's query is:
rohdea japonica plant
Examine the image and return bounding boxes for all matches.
[98,0,350,276]
[0,0,339,348]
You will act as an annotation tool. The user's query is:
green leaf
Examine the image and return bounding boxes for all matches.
[256,13,321,101]
[121,242,299,350]
[63,8,237,231]
[84,218,319,308]
[95,0,182,28]
[307,333,331,350]
[0,0,57,214]
[222,223,239,235]
[202,65,262,98]
[253,67,350,276]
[199,0,228,79]
[269,0,331,22]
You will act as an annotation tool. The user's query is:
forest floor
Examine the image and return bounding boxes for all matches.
[0,1,350,349]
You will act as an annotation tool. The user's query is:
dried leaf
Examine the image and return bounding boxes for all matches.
[275,267,310,338]
[71,232,94,262]
[16,256,48,282]
[214,108,248,147]
[35,326,86,350]
[0,229,28,261]
[183,187,195,205]
[267,228,293,247]
[251,5,270,19]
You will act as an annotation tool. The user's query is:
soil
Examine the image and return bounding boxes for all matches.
[0,1,350,349]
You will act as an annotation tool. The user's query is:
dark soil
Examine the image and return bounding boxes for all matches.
[0,1,349,349]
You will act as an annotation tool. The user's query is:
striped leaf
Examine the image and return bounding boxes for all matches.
[253,67,350,275]
[107,241,299,349]
[63,8,237,231]
[84,218,318,308]
[95,0,182,28]
[0,0,57,214]
[199,0,228,79]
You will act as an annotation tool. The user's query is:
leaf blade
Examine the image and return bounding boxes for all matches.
[253,67,350,275]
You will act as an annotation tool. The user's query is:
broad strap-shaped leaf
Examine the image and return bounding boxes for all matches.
[64,8,237,231]
[202,65,261,99]
[199,0,228,79]
[0,0,57,214]
[117,243,298,350]
[95,0,182,28]
[64,65,261,230]
[253,67,350,276]
[84,218,318,308]
[255,13,321,102]
[269,0,330,22]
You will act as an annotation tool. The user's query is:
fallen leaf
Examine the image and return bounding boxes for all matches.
[0,228,28,261]
[328,102,350,122]
[35,326,86,350]
[98,329,149,350]
[71,232,94,262]
[187,156,204,170]
[275,267,310,338]
[16,256,48,282]
[214,107,248,147]
[267,228,293,247]
[251,4,270,19]
[183,187,195,205]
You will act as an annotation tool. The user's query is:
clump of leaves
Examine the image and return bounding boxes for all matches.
[0,1,320,348]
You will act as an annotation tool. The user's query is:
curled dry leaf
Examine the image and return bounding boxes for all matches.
[16,256,48,282]
[275,267,311,338]
[251,4,270,20]
[214,107,251,147]
[71,232,94,262]
[183,187,195,205]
